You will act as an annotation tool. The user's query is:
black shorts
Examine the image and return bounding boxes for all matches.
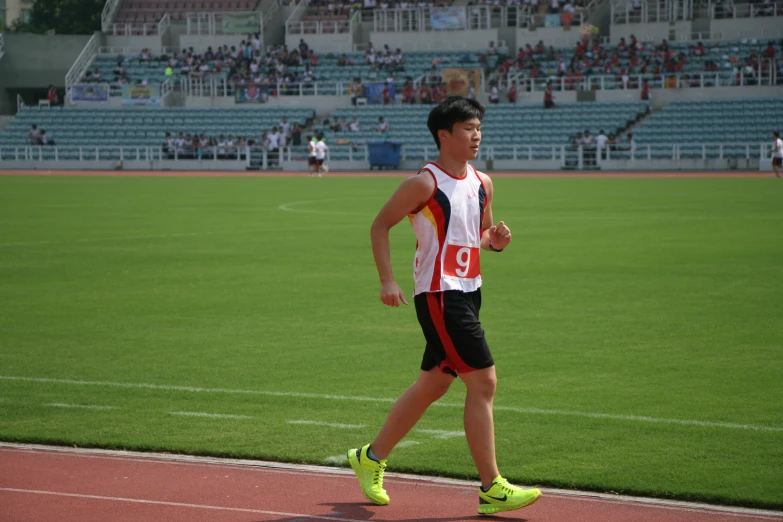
[773,157,782,167]
[308,157,316,166]
[316,158,324,166]
[414,289,494,376]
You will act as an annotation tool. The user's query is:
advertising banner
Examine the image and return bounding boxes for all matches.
[70,84,110,103]
[429,7,466,30]
[442,69,482,96]
[121,85,161,105]
[221,13,261,34]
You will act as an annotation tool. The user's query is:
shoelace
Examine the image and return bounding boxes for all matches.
[373,462,386,487]
[496,478,518,495]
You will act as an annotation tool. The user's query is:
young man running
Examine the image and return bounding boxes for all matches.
[307,135,317,176]
[772,131,782,178]
[348,96,541,515]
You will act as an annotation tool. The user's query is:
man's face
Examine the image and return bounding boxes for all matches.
[440,117,481,161]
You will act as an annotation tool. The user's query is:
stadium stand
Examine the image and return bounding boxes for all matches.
[313,101,649,160]
[627,97,782,159]
[113,0,259,24]
[0,106,315,160]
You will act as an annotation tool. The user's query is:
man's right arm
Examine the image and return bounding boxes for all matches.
[370,173,435,307]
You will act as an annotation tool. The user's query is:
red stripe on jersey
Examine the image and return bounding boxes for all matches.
[426,293,471,374]
[426,198,448,292]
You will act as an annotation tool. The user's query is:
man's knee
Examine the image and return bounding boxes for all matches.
[464,368,497,399]
[415,374,453,402]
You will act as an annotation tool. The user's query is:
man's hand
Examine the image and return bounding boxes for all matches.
[488,220,512,251]
[380,281,409,307]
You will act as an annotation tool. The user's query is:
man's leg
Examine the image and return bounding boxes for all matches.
[371,368,455,459]
[459,366,499,489]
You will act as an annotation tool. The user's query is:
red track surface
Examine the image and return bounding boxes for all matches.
[0,169,774,178]
[1,445,781,522]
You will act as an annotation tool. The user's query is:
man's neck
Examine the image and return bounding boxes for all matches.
[433,154,469,179]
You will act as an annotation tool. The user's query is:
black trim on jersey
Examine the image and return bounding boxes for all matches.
[478,183,486,228]
[432,188,451,234]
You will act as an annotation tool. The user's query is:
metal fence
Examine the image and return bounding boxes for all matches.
[106,12,171,36]
[506,62,779,92]
[612,0,693,23]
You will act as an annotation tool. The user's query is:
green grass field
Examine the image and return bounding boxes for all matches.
[0,174,781,509]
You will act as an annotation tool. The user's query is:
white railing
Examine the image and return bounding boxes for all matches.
[612,0,692,23]
[0,145,252,165]
[284,0,311,34]
[185,11,262,36]
[65,34,100,95]
[371,6,496,32]
[287,18,351,35]
[709,0,783,18]
[107,13,172,36]
[182,77,352,97]
[506,62,777,92]
[263,0,279,30]
[101,0,122,31]
[0,143,767,170]
[0,33,5,62]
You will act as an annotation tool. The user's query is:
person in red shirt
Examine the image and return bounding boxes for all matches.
[47,85,59,106]
[764,43,776,59]
[543,83,555,108]
[419,83,431,104]
[640,79,650,100]
[402,81,415,104]
[434,82,447,103]
[507,81,517,103]
[383,84,391,105]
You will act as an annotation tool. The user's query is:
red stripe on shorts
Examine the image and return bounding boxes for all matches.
[426,292,472,374]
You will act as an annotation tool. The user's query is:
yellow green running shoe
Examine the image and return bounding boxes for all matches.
[347,444,389,505]
[477,476,541,515]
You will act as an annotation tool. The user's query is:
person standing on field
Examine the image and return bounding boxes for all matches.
[772,130,782,178]
[348,96,542,515]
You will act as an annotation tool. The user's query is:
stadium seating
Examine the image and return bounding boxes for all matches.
[628,97,782,159]
[0,106,316,160]
[319,101,650,160]
[113,0,259,24]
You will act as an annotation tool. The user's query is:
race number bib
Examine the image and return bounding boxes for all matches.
[443,244,480,278]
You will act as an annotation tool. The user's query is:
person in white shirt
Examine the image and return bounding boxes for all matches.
[226,135,236,158]
[350,117,360,132]
[772,130,783,178]
[279,117,292,144]
[488,84,499,104]
[595,129,608,160]
[307,135,318,176]
[217,135,227,158]
[268,127,281,166]
[315,135,329,177]
[627,133,637,157]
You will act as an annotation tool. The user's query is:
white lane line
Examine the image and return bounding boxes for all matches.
[396,440,422,448]
[45,403,117,410]
[288,420,366,429]
[416,429,465,440]
[2,375,781,433]
[2,444,782,520]
[0,488,366,522]
[278,198,362,216]
[168,411,252,420]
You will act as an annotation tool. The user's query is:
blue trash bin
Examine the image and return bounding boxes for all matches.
[368,141,402,169]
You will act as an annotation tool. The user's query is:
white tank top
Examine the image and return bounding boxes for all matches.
[409,162,487,296]
[308,141,317,157]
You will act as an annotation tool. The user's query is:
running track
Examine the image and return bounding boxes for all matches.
[1,169,781,521]
[2,444,782,522]
[0,169,776,178]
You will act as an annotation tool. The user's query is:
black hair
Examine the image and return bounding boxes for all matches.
[427,96,485,150]
[775,131,780,138]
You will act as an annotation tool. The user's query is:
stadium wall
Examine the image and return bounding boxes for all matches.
[710,17,782,40]
[516,27,585,48]
[0,33,93,114]
[609,21,691,44]
[366,29,498,52]
[284,32,356,54]
[105,35,167,55]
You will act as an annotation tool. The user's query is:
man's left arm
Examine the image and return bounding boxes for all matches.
[477,171,512,252]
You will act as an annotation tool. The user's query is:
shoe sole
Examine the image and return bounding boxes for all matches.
[477,490,542,515]
[347,449,389,506]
